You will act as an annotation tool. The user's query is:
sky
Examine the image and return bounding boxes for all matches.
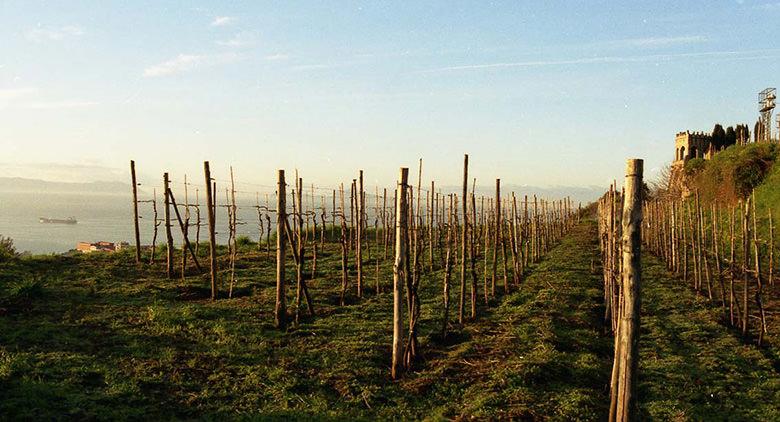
[1,0,779,192]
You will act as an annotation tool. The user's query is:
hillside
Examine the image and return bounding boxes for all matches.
[2,222,778,419]
[684,142,777,202]
[0,177,130,195]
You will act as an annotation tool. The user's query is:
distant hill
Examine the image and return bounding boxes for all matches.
[0,177,131,195]
[436,184,604,205]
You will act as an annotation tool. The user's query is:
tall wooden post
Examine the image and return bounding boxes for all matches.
[491,179,501,297]
[276,170,287,329]
[609,159,643,422]
[392,167,409,380]
[357,170,364,298]
[130,160,141,263]
[458,154,468,324]
[742,197,751,338]
[204,162,218,300]
[164,172,174,279]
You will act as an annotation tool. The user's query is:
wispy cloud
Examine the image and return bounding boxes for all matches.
[411,49,780,74]
[292,62,355,71]
[0,87,37,100]
[216,32,254,48]
[605,35,708,48]
[265,53,290,61]
[26,25,84,42]
[210,16,235,27]
[143,52,239,77]
[0,88,97,110]
[755,2,780,10]
[24,100,99,110]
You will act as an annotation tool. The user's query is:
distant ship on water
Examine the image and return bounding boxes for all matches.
[39,217,78,225]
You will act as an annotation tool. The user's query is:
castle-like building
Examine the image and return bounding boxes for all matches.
[673,130,715,165]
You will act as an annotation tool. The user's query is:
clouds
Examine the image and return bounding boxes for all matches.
[606,35,708,49]
[211,16,235,27]
[26,25,83,42]
[264,53,290,61]
[216,32,255,48]
[0,87,37,101]
[143,54,206,77]
[24,100,99,110]
[0,87,98,110]
[143,53,240,78]
[411,48,780,74]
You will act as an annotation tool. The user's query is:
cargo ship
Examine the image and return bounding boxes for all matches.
[39,217,78,225]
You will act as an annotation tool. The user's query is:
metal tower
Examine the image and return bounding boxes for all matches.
[759,88,776,143]
[776,113,780,144]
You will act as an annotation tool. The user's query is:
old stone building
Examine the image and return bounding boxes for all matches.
[669,130,717,198]
[673,130,714,165]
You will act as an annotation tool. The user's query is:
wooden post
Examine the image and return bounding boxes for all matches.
[275,170,287,329]
[195,189,201,257]
[469,189,478,318]
[609,159,643,422]
[204,162,218,301]
[357,170,364,298]
[770,209,775,286]
[163,173,174,279]
[429,180,435,271]
[166,188,201,271]
[751,195,767,345]
[458,154,468,324]
[228,168,238,298]
[150,188,159,264]
[392,167,409,380]
[442,194,454,337]
[130,160,141,263]
[182,175,189,279]
[742,197,750,338]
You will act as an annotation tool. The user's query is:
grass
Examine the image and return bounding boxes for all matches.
[1,221,779,420]
[639,253,780,420]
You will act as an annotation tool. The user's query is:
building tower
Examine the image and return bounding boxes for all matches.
[759,87,776,143]
[776,113,780,144]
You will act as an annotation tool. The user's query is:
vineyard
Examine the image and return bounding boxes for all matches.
[1,154,779,420]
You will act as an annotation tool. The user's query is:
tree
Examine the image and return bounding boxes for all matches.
[712,124,726,150]
[736,124,751,145]
[725,126,736,148]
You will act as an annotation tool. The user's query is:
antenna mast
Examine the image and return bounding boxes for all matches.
[759,87,776,143]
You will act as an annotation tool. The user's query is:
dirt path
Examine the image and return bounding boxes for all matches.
[405,220,613,419]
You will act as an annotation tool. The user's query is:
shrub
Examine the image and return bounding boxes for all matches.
[8,277,45,300]
[684,158,706,177]
[235,236,253,247]
[1,277,46,306]
[0,235,17,262]
[732,144,777,198]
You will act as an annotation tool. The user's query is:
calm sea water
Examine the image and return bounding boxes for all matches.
[0,192,276,254]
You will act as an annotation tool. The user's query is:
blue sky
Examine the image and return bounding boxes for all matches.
[1,0,779,190]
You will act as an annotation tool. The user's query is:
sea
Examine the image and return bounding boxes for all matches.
[0,191,274,254]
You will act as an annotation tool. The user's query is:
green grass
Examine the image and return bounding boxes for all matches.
[1,221,779,420]
[688,142,778,203]
[639,253,780,420]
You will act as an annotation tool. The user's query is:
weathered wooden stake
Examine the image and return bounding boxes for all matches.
[163,172,174,279]
[609,158,643,422]
[275,170,287,329]
[458,154,468,324]
[204,162,218,301]
[130,160,141,263]
[392,167,409,380]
